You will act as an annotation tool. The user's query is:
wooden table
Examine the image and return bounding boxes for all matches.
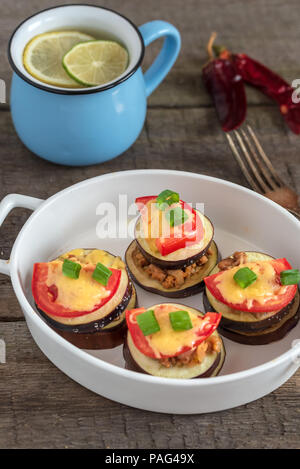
[0,0,299,449]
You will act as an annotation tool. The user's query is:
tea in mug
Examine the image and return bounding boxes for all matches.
[23,30,129,88]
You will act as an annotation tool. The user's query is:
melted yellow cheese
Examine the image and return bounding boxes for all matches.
[145,304,207,358]
[141,201,165,253]
[46,260,109,311]
[46,249,124,312]
[216,261,287,307]
[141,200,198,254]
[59,248,125,270]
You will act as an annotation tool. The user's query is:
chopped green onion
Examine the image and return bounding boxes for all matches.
[233,267,257,289]
[92,262,112,286]
[156,189,180,210]
[136,309,160,336]
[62,259,82,279]
[169,310,193,331]
[280,269,300,285]
[165,207,188,227]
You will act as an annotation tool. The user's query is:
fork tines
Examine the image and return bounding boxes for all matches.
[226,125,284,194]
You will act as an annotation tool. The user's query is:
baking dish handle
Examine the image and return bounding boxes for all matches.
[0,194,43,276]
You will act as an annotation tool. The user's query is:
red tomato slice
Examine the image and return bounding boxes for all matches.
[126,306,221,359]
[32,263,121,318]
[135,195,157,209]
[135,195,204,256]
[204,258,297,313]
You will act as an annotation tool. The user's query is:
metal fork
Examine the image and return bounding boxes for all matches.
[226,125,300,220]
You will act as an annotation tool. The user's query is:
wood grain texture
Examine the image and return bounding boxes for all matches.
[0,322,299,449]
[0,0,300,449]
[1,0,300,107]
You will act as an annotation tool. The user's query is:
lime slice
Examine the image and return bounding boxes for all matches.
[62,40,129,87]
[23,31,95,87]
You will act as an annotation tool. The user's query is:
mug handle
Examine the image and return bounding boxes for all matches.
[139,21,181,97]
[0,194,43,276]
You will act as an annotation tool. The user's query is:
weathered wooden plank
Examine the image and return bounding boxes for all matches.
[0,0,300,107]
[0,104,299,206]
[0,321,299,449]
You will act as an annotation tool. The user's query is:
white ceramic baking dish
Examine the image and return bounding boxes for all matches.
[1,170,299,414]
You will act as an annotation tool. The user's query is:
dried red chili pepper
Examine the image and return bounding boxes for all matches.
[233,54,300,134]
[202,33,247,132]
[217,48,300,135]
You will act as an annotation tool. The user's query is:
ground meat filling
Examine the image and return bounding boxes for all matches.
[217,251,247,271]
[133,246,213,289]
[159,335,221,368]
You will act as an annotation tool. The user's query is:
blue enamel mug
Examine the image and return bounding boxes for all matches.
[8,4,181,166]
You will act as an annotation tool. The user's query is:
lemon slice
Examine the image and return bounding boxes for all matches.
[23,31,95,88]
[62,40,129,87]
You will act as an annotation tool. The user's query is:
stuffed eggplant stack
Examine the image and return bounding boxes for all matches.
[123,303,225,379]
[203,251,300,345]
[32,249,137,349]
[125,190,219,298]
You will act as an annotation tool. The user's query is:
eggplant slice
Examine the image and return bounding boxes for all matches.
[125,240,219,298]
[123,304,225,379]
[124,335,225,378]
[203,290,299,332]
[135,211,214,269]
[34,248,138,349]
[203,251,300,344]
[218,302,300,345]
[36,282,133,333]
[49,285,137,350]
[35,248,131,329]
